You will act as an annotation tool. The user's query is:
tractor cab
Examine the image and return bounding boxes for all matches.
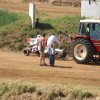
[79,19,100,40]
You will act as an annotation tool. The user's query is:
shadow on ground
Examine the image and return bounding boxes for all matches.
[53,65,73,69]
[35,23,54,30]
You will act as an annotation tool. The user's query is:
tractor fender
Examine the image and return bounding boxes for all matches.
[71,34,89,40]
[71,35,97,53]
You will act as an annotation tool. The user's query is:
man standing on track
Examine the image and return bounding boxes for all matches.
[37,33,47,66]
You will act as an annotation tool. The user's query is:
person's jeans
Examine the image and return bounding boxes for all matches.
[49,54,55,65]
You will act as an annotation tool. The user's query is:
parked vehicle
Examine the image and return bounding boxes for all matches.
[23,37,40,56]
[23,36,66,59]
[71,19,100,64]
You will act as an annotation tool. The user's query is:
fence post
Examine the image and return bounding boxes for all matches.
[29,3,35,28]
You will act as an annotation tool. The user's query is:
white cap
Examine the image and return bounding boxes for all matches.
[37,35,41,38]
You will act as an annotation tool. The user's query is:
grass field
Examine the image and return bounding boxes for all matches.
[0,10,20,27]
[0,80,99,100]
[0,1,100,100]
[0,9,82,51]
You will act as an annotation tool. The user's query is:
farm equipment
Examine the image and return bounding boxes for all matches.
[23,37,40,56]
[23,36,65,58]
[71,19,100,64]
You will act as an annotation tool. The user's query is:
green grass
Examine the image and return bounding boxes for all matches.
[41,16,81,34]
[0,9,82,51]
[0,10,20,27]
[0,81,99,100]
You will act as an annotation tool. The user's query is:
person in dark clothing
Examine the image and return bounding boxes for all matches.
[48,44,55,66]
[62,46,67,60]
[86,24,90,35]
[35,18,40,29]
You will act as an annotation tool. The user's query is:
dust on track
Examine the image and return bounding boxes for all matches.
[0,51,100,87]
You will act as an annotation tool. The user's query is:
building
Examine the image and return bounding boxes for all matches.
[81,0,100,19]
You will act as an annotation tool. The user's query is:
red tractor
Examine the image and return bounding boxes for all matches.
[71,19,100,64]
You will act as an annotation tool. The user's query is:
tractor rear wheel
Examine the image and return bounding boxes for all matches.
[71,39,94,64]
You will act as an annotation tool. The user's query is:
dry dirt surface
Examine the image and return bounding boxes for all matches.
[0,1,100,87]
[0,51,100,87]
[0,1,80,16]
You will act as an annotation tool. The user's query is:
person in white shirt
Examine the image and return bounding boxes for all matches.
[47,34,60,50]
[34,35,41,46]
[86,24,90,35]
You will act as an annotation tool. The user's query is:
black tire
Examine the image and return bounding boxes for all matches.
[23,48,30,56]
[35,51,40,57]
[71,39,94,64]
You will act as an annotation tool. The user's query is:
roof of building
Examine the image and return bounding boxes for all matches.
[80,19,100,23]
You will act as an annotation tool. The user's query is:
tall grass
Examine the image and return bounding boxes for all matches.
[0,81,99,100]
[0,10,29,50]
[0,10,20,27]
[41,16,81,34]
[0,10,82,51]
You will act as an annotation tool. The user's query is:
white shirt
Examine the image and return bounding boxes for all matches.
[47,35,60,48]
[48,48,55,55]
[34,35,42,45]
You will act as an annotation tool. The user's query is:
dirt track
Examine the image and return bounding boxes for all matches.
[0,51,100,87]
[0,1,100,87]
[0,1,80,16]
